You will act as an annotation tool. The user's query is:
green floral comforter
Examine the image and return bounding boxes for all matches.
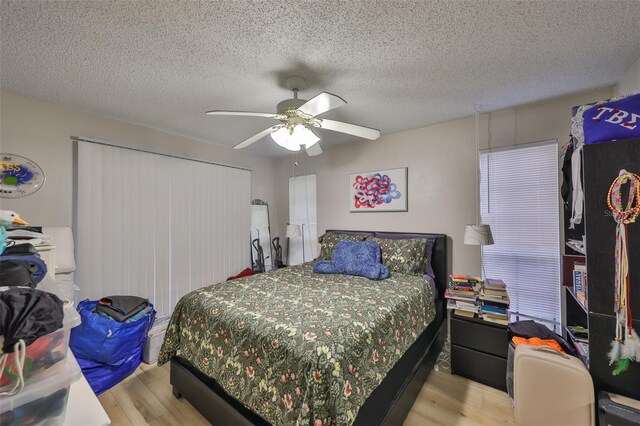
[158,263,435,426]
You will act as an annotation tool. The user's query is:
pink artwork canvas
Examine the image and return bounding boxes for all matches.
[349,167,407,212]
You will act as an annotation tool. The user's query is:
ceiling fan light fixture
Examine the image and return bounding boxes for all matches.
[304,138,320,149]
[212,84,379,154]
[271,124,319,152]
[271,127,302,151]
[295,125,320,148]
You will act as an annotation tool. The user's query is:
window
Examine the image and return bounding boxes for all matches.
[288,174,317,265]
[479,141,561,326]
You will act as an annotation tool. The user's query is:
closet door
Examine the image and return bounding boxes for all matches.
[288,174,318,265]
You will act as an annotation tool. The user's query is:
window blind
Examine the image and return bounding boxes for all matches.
[479,141,561,325]
[288,174,318,265]
[75,140,251,318]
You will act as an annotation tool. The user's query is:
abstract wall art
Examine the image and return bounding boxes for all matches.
[349,167,407,212]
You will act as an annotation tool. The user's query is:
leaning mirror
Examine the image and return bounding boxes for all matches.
[250,199,272,272]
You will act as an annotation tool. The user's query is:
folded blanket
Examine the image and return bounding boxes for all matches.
[96,295,149,322]
[95,305,154,323]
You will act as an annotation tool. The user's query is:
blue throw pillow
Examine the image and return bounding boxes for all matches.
[313,241,389,280]
[313,260,346,274]
[345,262,389,280]
[333,240,381,263]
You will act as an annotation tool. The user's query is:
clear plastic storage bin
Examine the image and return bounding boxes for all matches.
[0,279,81,391]
[143,316,171,364]
[0,353,82,426]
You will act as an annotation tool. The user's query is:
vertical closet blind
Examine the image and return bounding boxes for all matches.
[288,174,318,265]
[76,140,251,318]
[479,141,561,325]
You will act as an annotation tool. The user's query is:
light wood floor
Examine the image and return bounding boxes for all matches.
[98,363,516,425]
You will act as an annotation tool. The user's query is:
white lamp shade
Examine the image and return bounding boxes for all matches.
[464,224,494,246]
[286,224,301,238]
[295,125,320,147]
[271,125,319,151]
[271,127,301,151]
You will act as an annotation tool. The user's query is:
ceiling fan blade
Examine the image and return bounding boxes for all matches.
[234,125,283,149]
[297,92,346,117]
[318,119,381,140]
[206,110,285,120]
[305,143,323,157]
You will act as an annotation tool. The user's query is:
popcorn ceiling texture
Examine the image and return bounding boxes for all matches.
[1,0,639,156]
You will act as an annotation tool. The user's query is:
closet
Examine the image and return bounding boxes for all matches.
[583,138,640,399]
[563,136,640,399]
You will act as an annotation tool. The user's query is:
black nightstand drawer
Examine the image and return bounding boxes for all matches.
[450,316,508,358]
[451,344,507,391]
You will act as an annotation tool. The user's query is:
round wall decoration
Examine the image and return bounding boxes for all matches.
[0,154,45,198]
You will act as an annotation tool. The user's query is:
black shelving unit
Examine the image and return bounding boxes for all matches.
[562,138,640,401]
[582,138,640,400]
[564,285,589,366]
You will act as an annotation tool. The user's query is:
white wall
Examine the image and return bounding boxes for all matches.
[1,85,617,277]
[615,56,640,96]
[273,86,613,276]
[0,91,280,227]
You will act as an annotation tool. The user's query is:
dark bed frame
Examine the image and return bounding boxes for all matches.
[170,231,449,426]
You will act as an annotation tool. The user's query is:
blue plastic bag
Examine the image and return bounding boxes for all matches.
[76,346,143,395]
[70,300,155,366]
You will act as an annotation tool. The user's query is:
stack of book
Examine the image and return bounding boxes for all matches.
[573,263,588,309]
[445,274,482,318]
[479,278,510,325]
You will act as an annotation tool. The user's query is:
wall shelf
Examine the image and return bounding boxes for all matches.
[566,287,588,315]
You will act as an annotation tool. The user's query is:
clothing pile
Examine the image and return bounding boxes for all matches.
[5,226,53,247]
[564,91,640,235]
[95,296,152,323]
[70,295,155,395]
[0,287,64,397]
[0,244,48,289]
[0,242,64,397]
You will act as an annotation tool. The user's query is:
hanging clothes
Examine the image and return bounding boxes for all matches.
[561,141,574,211]
[571,91,640,148]
[569,145,584,229]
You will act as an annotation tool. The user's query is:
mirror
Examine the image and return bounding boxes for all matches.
[250,199,272,272]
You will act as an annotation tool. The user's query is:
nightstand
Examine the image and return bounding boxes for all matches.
[450,311,509,391]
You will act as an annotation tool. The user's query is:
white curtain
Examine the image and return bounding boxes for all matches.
[288,174,317,265]
[75,140,251,318]
[480,141,561,326]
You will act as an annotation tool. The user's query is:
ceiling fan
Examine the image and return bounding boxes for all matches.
[206,76,380,156]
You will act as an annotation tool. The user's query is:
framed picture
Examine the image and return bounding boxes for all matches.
[349,167,408,212]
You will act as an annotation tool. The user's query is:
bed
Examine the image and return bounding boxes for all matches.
[158,231,448,425]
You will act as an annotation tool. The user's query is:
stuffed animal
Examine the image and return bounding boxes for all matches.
[0,210,28,255]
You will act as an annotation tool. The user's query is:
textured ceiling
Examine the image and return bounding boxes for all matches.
[1,1,640,156]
